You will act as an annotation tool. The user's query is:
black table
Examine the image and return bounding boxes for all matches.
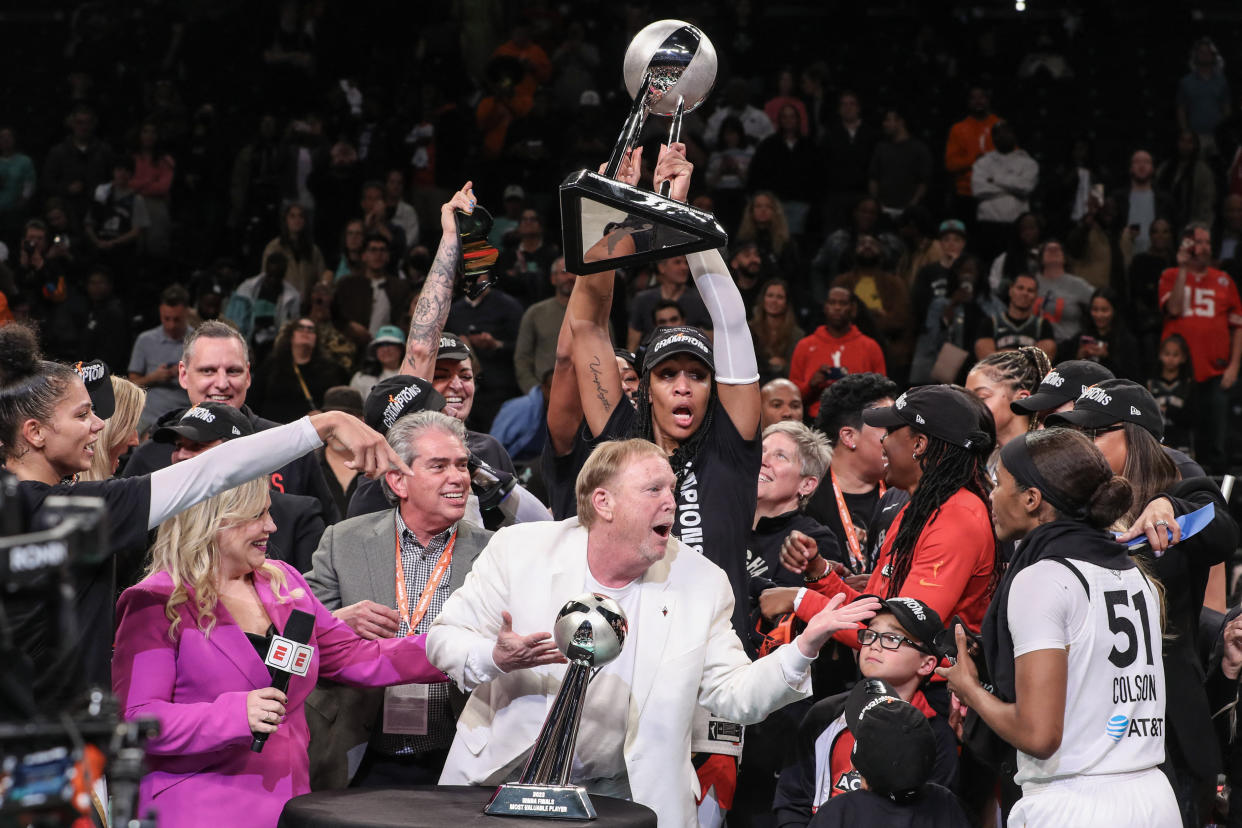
[278,786,657,828]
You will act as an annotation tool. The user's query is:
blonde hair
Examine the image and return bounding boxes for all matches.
[738,191,792,255]
[575,439,668,528]
[80,376,145,481]
[147,477,301,640]
[763,420,833,480]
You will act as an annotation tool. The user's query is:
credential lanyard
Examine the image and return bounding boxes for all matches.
[831,469,885,571]
[395,528,456,633]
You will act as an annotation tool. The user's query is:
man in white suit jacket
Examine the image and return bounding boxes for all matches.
[428,439,878,828]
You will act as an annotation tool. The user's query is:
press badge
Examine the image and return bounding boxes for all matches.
[382,684,429,735]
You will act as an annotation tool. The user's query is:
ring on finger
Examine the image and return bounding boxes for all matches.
[1154,520,1169,527]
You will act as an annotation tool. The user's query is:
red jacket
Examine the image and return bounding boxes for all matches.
[944,114,1000,196]
[796,489,995,639]
[789,325,887,417]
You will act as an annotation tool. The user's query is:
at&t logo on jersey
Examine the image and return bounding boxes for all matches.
[1104,712,1163,742]
[1105,714,1128,742]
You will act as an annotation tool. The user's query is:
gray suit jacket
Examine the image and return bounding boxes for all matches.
[303,509,492,789]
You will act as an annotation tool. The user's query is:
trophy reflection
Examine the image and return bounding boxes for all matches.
[484,593,628,820]
[560,20,727,275]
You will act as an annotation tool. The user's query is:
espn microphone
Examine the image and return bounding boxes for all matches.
[251,609,315,753]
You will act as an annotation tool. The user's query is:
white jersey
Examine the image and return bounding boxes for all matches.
[1008,558,1166,788]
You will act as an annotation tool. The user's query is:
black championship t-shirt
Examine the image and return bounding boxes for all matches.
[14,476,152,712]
[599,397,760,648]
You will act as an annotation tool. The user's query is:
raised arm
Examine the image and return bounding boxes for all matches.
[547,304,586,455]
[403,182,475,379]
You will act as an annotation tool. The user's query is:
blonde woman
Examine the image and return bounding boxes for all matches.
[80,375,145,481]
[112,478,446,828]
[737,191,804,283]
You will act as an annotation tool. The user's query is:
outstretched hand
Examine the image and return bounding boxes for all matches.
[1115,496,1180,555]
[310,411,414,479]
[653,142,693,202]
[492,611,568,672]
[796,594,880,657]
[440,181,476,236]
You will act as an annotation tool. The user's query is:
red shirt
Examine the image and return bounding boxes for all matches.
[796,489,995,635]
[1158,266,1242,382]
[789,325,887,417]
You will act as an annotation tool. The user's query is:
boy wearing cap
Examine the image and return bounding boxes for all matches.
[774,597,959,827]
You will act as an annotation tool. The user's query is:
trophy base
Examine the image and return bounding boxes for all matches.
[484,783,598,820]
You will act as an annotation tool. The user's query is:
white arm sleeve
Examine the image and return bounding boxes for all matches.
[146,417,323,529]
[686,248,760,385]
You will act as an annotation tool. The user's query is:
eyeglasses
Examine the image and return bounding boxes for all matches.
[295,323,317,333]
[857,628,928,653]
[1080,423,1125,441]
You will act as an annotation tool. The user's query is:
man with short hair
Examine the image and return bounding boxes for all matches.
[832,234,913,378]
[128,284,193,431]
[123,319,341,522]
[973,272,1057,360]
[85,156,149,271]
[627,255,712,351]
[1160,223,1242,473]
[944,86,1001,221]
[429,438,879,828]
[868,108,932,218]
[761,378,804,428]
[789,288,887,419]
[1111,149,1171,256]
[334,233,413,346]
[514,257,575,393]
[652,299,685,331]
[729,240,766,311]
[445,279,524,433]
[971,122,1038,261]
[305,410,493,789]
[42,103,113,219]
[496,208,560,305]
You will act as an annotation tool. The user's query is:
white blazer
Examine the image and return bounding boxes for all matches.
[428,518,811,828]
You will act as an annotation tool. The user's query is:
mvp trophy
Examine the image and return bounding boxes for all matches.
[560,20,727,275]
[484,593,629,820]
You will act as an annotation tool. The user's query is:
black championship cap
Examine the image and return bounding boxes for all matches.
[364,375,446,435]
[614,348,638,372]
[642,325,715,374]
[874,596,943,653]
[73,360,114,420]
[1011,359,1114,415]
[863,385,991,450]
[437,332,471,362]
[153,402,254,444]
[849,690,938,802]
[1045,378,1165,440]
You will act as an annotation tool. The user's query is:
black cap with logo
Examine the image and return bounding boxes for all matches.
[1045,378,1165,440]
[436,331,471,362]
[872,596,943,654]
[642,325,715,374]
[1011,359,1114,415]
[364,375,446,435]
[73,359,114,420]
[844,678,938,803]
[153,402,254,444]
[863,385,993,451]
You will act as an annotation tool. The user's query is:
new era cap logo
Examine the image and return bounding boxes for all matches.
[231,426,241,435]
[915,414,926,424]
[1130,405,1142,416]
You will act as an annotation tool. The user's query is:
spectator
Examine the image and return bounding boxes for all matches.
[487,185,525,249]
[227,113,282,247]
[330,218,366,281]
[1148,333,1196,455]
[760,378,804,428]
[705,117,755,233]
[1058,287,1143,381]
[1156,131,1217,231]
[651,299,684,330]
[1215,193,1242,273]
[730,239,769,312]
[251,317,349,423]
[492,23,552,90]
[737,191,804,285]
[350,324,406,401]
[910,254,989,385]
[79,374,145,482]
[550,22,601,112]
[987,212,1043,302]
[0,126,36,244]
[704,78,776,149]
[973,272,1057,361]
[127,284,192,431]
[799,61,832,143]
[445,281,524,433]
[971,122,1039,262]
[360,180,408,260]
[333,233,413,347]
[749,105,822,234]
[1034,240,1095,347]
[1112,149,1170,256]
[750,279,804,383]
[262,203,326,299]
[224,250,302,362]
[911,219,968,325]
[495,207,559,305]
[1128,216,1175,337]
[383,169,420,250]
[626,255,711,351]
[81,266,132,375]
[824,91,879,227]
[812,196,904,305]
[130,120,175,260]
[1066,192,1130,294]
[868,107,932,218]
[316,386,366,518]
[1177,38,1230,157]
[832,235,914,380]
[789,287,887,419]
[763,67,810,137]
[308,282,358,373]
[1159,223,1242,473]
[85,157,149,280]
[42,103,113,221]
[944,86,1001,220]
[514,256,575,393]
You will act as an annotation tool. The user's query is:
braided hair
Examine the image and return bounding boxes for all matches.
[885,390,1000,599]
[972,345,1050,431]
[627,372,718,488]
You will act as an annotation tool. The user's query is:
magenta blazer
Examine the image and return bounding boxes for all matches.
[112,560,446,828]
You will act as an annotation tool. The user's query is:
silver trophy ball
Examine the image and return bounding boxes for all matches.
[623,19,718,116]
[553,593,628,667]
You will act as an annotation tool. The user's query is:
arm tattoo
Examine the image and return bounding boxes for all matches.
[404,230,461,371]
[588,354,612,414]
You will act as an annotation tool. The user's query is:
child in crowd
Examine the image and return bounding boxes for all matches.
[773,597,959,827]
[1147,333,1196,455]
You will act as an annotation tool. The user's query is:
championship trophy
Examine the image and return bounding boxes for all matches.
[559,20,727,275]
[484,593,629,820]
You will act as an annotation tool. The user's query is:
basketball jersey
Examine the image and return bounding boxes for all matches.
[1158,266,1242,382]
[991,312,1045,351]
[1011,559,1166,787]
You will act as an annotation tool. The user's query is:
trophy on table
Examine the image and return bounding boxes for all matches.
[484,593,628,820]
[559,20,727,275]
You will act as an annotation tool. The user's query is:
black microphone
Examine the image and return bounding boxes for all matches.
[251,609,315,753]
